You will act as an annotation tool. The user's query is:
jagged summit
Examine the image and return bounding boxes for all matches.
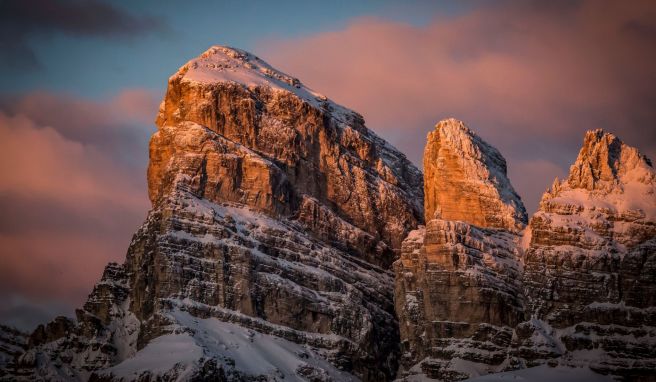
[423,118,527,231]
[541,129,656,223]
[523,129,656,378]
[166,45,358,124]
[567,128,654,191]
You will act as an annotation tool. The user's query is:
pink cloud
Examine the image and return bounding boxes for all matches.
[258,0,656,212]
[0,90,156,329]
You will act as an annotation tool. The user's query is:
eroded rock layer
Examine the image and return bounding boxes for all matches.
[522,129,656,378]
[395,119,528,380]
[3,46,424,382]
[423,119,526,232]
[396,125,656,381]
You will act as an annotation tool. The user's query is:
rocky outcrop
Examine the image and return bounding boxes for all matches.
[2,46,654,382]
[395,124,656,381]
[395,119,527,380]
[0,325,27,377]
[423,119,526,232]
[522,129,656,379]
[151,46,423,268]
[5,46,423,382]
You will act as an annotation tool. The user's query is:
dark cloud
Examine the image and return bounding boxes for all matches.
[0,0,167,70]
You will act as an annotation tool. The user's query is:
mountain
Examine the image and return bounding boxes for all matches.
[3,46,423,381]
[521,129,656,377]
[2,46,654,382]
[395,119,528,380]
[395,122,656,381]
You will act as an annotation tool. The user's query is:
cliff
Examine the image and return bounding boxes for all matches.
[5,46,423,382]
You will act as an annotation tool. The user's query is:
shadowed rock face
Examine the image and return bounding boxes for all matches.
[396,125,656,381]
[0,325,27,376]
[4,46,423,382]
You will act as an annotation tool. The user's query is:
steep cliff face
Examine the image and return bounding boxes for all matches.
[151,46,423,268]
[423,119,527,232]
[522,129,656,378]
[396,125,656,381]
[6,46,423,382]
[0,325,27,376]
[395,119,527,380]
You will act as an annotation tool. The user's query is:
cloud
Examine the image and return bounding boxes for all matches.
[259,0,656,213]
[0,90,157,330]
[0,0,168,70]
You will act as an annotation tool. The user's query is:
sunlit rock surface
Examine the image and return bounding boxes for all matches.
[395,124,656,381]
[3,46,423,382]
[395,119,527,380]
[521,129,656,378]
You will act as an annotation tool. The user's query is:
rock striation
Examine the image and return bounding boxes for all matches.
[395,119,527,380]
[522,129,656,378]
[0,325,27,378]
[3,46,423,382]
[423,119,527,232]
[396,124,656,381]
[1,47,655,382]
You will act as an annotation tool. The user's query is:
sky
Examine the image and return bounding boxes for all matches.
[0,0,655,331]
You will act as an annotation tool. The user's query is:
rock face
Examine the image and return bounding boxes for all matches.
[2,47,654,382]
[395,119,527,380]
[151,46,423,268]
[396,124,656,381]
[522,129,656,378]
[0,325,27,377]
[5,46,423,381]
[423,119,527,232]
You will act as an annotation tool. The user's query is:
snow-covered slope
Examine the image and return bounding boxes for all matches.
[102,307,358,381]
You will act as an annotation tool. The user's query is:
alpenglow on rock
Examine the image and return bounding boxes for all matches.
[3,46,423,382]
[396,125,656,381]
[395,119,528,380]
[522,129,656,378]
[423,118,527,232]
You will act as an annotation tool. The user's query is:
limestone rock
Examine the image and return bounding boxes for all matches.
[0,325,27,377]
[395,119,526,380]
[395,125,656,381]
[423,119,527,232]
[151,46,424,267]
[522,129,656,378]
[5,46,423,382]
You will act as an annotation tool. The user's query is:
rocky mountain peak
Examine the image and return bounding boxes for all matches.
[567,128,654,191]
[157,45,360,130]
[423,118,527,231]
[540,129,656,228]
[2,46,426,382]
[149,46,423,267]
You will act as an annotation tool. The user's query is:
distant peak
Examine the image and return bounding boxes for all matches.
[567,129,654,191]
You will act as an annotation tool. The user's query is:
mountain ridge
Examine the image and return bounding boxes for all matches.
[1,46,654,382]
